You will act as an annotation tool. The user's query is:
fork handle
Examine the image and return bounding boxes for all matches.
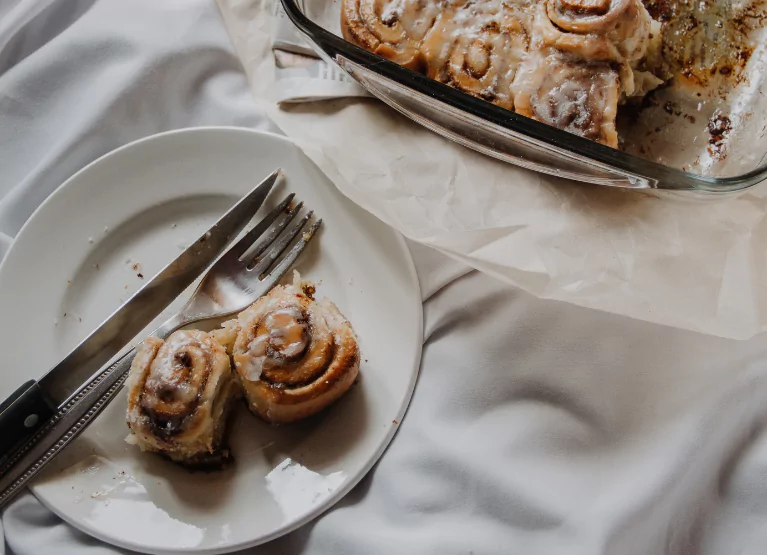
[0,314,186,511]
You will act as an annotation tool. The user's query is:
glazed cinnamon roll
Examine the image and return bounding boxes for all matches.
[340,0,669,147]
[230,273,360,424]
[511,49,620,147]
[421,2,529,110]
[126,330,238,468]
[536,0,653,63]
[342,0,450,71]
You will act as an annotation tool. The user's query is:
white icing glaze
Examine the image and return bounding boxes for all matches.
[421,1,529,109]
[239,303,329,383]
[344,0,668,143]
[234,274,353,388]
[242,333,269,381]
[142,332,209,410]
[380,0,404,25]
[360,0,444,43]
[264,307,309,358]
[124,329,234,463]
[236,293,287,381]
[512,49,619,146]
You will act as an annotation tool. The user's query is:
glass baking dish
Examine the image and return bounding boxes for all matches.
[279,0,767,194]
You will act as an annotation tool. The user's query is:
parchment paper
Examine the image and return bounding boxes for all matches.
[217,0,767,340]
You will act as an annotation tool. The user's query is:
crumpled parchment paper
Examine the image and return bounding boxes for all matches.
[217,0,767,340]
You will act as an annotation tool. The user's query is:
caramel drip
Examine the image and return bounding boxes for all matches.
[231,276,361,424]
[264,307,310,359]
[239,303,334,387]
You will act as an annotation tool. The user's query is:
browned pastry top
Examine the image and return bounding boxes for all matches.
[231,273,360,424]
[340,0,665,147]
[126,330,236,467]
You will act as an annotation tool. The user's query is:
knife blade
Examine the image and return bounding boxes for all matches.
[0,169,281,464]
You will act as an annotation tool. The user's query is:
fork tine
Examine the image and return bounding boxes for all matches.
[227,193,295,260]
[260,219,322,286]
[242,201,304,264]
[249,210,314,276]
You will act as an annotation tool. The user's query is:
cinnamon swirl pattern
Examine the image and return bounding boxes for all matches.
[126,330,238,468]
[126,274,361,469]
[421,3,528,110]
[340,0,669,147]
[512,49,620,147]
[342,0,448,71]
[537,0,653,63]
[532,0,657,95]
[231,273,360,424]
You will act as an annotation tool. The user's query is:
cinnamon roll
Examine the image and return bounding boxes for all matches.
[421,2,529,110]
[342,0,450,71]
[126,330,238,468]
[536,0,653,63]
[339,0,670,147]
[230,272,360,424]
[511,49,620,147]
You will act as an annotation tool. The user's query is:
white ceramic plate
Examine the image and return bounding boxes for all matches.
[0,128,422,555]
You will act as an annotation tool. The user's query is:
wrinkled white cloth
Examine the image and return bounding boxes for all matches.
[3,1,767,555]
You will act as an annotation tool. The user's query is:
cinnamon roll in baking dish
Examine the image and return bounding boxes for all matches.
[126,330,238,468]
[229,273,360,424]
[421,2,529,110]
[535,0,653,64]
[340,0,669,147]
[511,49,620,147]
[531,0,659,95]
[342,0,448,71]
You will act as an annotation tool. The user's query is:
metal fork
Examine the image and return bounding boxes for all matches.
[0,191,321,508]
[157,192,320,335]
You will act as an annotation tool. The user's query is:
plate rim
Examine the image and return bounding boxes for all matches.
[0,126,424,555]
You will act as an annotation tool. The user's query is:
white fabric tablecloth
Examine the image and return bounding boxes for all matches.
[3,1,767,554]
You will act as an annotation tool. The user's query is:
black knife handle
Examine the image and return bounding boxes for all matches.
[0,381,56,466]
[0,347,140,510]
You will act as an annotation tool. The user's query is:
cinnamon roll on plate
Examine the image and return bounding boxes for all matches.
[126,330,238,469]
[229,272,360,424]
[511,49,620,148]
